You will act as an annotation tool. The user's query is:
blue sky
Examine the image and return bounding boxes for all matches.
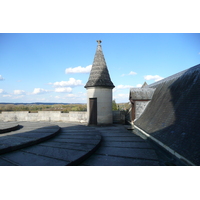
[1,1,200,197]
[0,33,200,103]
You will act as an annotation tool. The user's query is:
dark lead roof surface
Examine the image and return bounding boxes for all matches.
[85,40,115,88]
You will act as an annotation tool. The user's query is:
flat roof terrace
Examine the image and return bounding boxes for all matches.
[0,122,187,166]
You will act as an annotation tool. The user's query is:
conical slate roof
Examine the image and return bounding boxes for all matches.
[85,40,115,88]
[141,82,148,88]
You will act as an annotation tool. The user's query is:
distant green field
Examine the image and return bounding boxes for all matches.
[0,104,87,113]
[0,101,130,113]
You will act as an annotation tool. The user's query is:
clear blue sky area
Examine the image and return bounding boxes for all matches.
[0,33,200,103]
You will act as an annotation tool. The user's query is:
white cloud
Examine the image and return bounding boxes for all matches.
[66,94,76,97]
[54,93,76,99]
[3,94,12,98]
[0,89,5,94]
[14,90,25,95]
[116,85,134,89]
[144,75,164,82]
[55,87,72,93]
[113,93,129,102]
[0,75,4,80]
[13,95,25,99]
[121,71,137,76]
[114,85,135,92]
[36,98,46,101]
[32,88,50,94]
[53,78,83,87]
[79,92,86,96]
[136,84,142,87]
[128,71,137,75]
[65,65,92,74]
[118,94,129,98]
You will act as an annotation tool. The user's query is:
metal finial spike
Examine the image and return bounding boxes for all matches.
[97,40,102,45]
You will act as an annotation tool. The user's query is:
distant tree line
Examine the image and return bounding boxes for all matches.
[0,104,87,113]
[0,102,131,113]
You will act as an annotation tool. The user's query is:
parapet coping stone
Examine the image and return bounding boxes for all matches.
[0,122,20,134]
[0,122,102,166]
[0,122,60,154]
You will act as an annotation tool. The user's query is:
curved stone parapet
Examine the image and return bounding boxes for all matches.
[0,122,102,166]
[0,122,60,154]
[0,122,20,134]
[135,64,200,165]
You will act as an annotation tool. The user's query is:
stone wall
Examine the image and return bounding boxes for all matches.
[0,111,80,123]
[86,87,113,125]
[0,110,125,124]
[113,111,126,124]
[135,101,150,120]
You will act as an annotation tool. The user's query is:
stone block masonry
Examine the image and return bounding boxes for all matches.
[0,111,124,124]
[0,111,79,123]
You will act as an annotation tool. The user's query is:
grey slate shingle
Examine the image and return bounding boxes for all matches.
[85,41,115,88]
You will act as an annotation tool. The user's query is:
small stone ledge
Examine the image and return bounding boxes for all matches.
[0,123,60,155]
[0,122,20,134]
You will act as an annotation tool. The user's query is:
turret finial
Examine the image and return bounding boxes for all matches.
[96,40,102,45]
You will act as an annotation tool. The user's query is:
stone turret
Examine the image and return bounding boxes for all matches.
[85,40,115,125]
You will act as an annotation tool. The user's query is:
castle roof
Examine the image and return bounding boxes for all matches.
[84,40,115,89]
[129,88,156,100]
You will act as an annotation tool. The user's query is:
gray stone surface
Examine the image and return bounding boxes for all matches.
[0,122,164,166]
[102,136,144,142]
[0,157,18,166]
[101,141,151,148]
[52,138,100,145]
[80,155,159,166]
[39,141,95,151]
[20,145,86,162]
[80,125,160,166]
[0,122,60,154]
[0,122,20,133]
[0,150,68,166]
[0,122,102,166]
[94,146,158,160]
[135,101,150,119]
[129,88,155,100]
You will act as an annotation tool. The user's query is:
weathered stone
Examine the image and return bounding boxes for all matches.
[0,122,20,133]
[102,136,144,142]
[0,150,68,166]
[90,146,158,160]
[0,123,60,154]
[129,88,155,100]
[101,141,151,148]
[0,122,102,166]
[80,154,159,166]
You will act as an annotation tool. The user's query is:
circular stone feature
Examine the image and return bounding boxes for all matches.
[0,122,60,154]
[0,122,20,134]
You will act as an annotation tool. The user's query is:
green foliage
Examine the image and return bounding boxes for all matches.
[112,99,118,111]
[0,104,87,113]
[117,102,131,112]
[0,102,131,113]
